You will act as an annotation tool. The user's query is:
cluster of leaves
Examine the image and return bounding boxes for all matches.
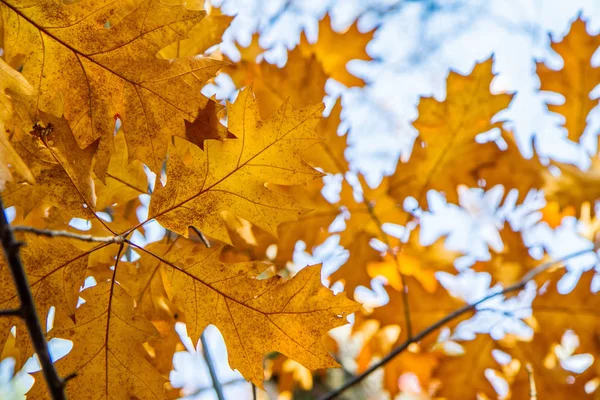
[1,1,600,399]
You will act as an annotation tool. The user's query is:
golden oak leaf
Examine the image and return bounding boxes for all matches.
[338,176,406,247]
[149,87,324,242]
[94,128,148,210]
[158,13,233,58]
[477,130,546,203]
[3,114,97,219]
[539,201,576,228]
[144,238,358,387]
[472,222,542,286]
[304,100,349,174]
[543,157,600,218]
[220,179,338,271]
[367,276,468,345]
[388,59,512,205]
[330,231,383,295]
[368,228,460,293]
[265,355,314,398]
[0,58,35,190]
[504,270,600,398]
[224,47,328,118]
[44,282,167,400]
[355,323,441,397]
[299,15,373,87]
[434,336,498,399]
[183,100,235,151]
[1,0,222,173]
[537,17,600,142]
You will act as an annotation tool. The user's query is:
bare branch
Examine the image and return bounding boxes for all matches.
[0,197,67,400]
[0,308,21,317]
[12,226,123,244]
[319,247,594,400]
[200,331,225,400]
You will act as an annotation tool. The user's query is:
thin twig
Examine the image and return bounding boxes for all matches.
[200,331,225,400]
[0,198,67,400]
[319,247,593,400]
[12,226,123,243]
[526,363,537,400]
[253,384,257,400]
[0,308,21,317]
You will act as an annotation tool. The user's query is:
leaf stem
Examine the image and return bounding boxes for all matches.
[12,226,123,243]
[0,197,67,400]
[318,247,594,400]
[200,331,225,400]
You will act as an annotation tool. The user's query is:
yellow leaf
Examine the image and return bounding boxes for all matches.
[143,239,359,387]
[44,283,167,399]
[94,128,148,210]
[149,87,324,242]
[299,15,373,87]
[183,100,235,151]
[224,47,328,118]
[537,17,600,142]
[158,13,233,58]
[388,59,512,205]
[0,58,35,189]
[1,0,222,173]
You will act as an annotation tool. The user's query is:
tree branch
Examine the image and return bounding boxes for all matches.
[200,331,225,400]
[0,198,67,400]
[319,247,594,400]
[0,308,21,317]
[12,226,123,243]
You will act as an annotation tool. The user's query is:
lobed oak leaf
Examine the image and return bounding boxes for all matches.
[94,128,148,210]
[1,0,223,174]
[143,238,359,387]
[3,113,98,219]
[537,17,600,143]
[366,276,469,345]
[157,12,233,59]
[44,282,167,400]
[224,46,328,118]
[504,269,600,398]
[183,100,235,151]
[299,15,373,88]
[304,100,349,175]
[433,335,498,399]
[0,58,35,190]
[472,222,543,286]
[388,59,512,206]
[149,87,324,243]
[543,156,600,218]
[368,228,460,293]
[329,231,383,296]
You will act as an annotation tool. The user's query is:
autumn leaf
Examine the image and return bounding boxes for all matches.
[537,17,600,142]
[388,59,512,206]
[472,222,542,286]
[367,227,460,293]
[299,15,373,87]
[1,0,222,173]
[44,283,167,400]
[140,238,359,387]
[505,269,600,398]
[149,87,324,242]
[543,156,600,218]
[365,275,469,345]
[184,101,235,151]
[94,128,148,210]
[224,46,328,118]
[0,58,35,190]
